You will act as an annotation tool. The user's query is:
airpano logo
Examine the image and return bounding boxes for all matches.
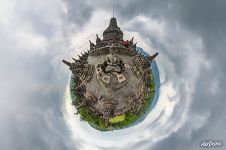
[200,140,223,148]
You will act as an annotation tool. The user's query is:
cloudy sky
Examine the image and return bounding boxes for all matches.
[0,0,226,150]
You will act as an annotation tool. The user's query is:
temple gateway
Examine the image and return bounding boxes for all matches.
[63,17,158,130]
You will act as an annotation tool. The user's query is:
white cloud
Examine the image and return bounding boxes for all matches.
[1,0,225,150]
[63,10,211,150]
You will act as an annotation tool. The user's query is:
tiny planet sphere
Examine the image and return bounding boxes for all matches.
[63,17,159,131]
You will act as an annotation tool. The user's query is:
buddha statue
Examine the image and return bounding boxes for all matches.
[104,44,123,73]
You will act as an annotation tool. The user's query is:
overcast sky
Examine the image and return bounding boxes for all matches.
[0,0,226,150]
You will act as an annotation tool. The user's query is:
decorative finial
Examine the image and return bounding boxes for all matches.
[148,52,159,60]
[62,60,72,68]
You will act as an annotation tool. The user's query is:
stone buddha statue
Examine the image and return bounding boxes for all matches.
[104,44,123,73]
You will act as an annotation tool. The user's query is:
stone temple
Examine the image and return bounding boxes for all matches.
[63,17,158,129]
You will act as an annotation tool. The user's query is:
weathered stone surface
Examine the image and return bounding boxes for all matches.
[63,17,158,128]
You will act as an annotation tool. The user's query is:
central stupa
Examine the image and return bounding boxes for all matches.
[63,17,158,131]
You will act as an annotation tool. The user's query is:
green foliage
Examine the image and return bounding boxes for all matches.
[112,72,155,129]
[109,114,125,123]
[69,70,156,131]
[78,106,107,130]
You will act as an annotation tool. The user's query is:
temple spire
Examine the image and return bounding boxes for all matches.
[62,60,72,68]
[103,17,123,41]
[148,52,159,61]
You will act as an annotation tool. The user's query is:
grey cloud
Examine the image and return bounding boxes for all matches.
[89,0,226,70]
[112,0,226,149]
[0,43,75,150]
[1,0,226,150]
[89,0,226,149]
[0,0,76,150]
[64,0,94,26]
[152,67,226,150]
[0,53,74,150]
